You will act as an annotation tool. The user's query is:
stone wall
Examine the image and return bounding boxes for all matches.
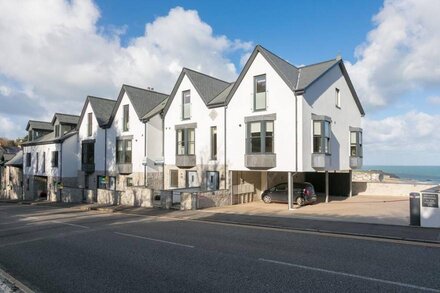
[60,187,83,203]
[197,190,231,209]
[352,170,383,182]
[353,182,437,196]
[97,187,153,207]
[97,189,123,205]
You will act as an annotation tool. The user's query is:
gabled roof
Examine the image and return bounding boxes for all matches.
[108,84,169,125]
[21,129,77,146]
[142,98,169,121]
[51,113,80,125]
[225,45,365,116]
[25,120,52,132]
[4,151,23,167]
[77,96,116,129]
[208,82,235,107]
[164,68,232,115]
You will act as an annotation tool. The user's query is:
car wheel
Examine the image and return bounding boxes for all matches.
[262,195,272,204]
[296,196,305,207]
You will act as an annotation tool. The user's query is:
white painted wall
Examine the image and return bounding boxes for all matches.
[164,74,226,168]
[146,114,163,173]
[301,64,362,171]
[61,133,79,178]
[226,52,297,172]
[106,92,145,174]
[77,101,106,172]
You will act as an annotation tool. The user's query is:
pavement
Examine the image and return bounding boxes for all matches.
[0,202,439,292]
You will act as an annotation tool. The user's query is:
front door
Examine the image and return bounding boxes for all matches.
[186,171,199,188]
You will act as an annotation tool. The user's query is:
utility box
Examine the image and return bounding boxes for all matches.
[409,192,420,226]
[420,187,440,228]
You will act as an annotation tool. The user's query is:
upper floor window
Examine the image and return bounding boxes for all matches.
[55,125,60,138]
[335,88,341,108]
[116,139,132,164]
[313,120,331,154]
[254,74,266,111]
[123,104,129,131]
[42,152,46,173]
[350,131,363,157]
[28,131,33,141]
[51,151,59,167]
[182,90,191,120]
[82,142,94,165]
[176,128,195,155]
[26,153,31,167]
[247,120,273,154]
[211,126,217,160]
[36,153,39,172]
[87,113,93,136]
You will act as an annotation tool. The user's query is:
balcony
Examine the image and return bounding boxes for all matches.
[245,153,276,169]
[82,163,95,174]
[311,153,331,170]
[118,163,132,174]
[350,156,363,169]
[176,155,196,168]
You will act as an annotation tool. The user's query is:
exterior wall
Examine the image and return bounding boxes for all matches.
[301,64,362,171]
[146,114,164,190]
[226,52,297,172]
[353,182,436,197]
[1,166,23,200]
[96,187,152,207]
[164,74,226,190]
[77,101,107,190]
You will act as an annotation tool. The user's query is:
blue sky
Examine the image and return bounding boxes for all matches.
[1,0,440,165]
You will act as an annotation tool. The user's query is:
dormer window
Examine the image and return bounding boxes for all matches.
[87,113,93,137]
[55,125,60,138]
[123,105,129,131]
[182,90,191,120]
[254,74,266,111]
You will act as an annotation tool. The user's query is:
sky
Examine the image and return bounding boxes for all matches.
[1,0,440,166]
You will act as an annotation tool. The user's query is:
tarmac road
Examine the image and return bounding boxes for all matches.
[0,203,439,292]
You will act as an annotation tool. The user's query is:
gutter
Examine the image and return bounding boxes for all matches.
[144,122,147,187]
[59,142,63,202]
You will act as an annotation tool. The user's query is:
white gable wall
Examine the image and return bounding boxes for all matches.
[301,64,362,171]
[226,52,297,172]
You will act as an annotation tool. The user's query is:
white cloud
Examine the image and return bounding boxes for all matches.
[427,95,440,105]
[0,116,22,139]
[363,111,440,152]
[346,0,440,110]
[0,1,252,136]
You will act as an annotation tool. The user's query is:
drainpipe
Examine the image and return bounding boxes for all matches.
[144,122,147,187]
[289,93,299,211]
[224,106,227,191]
[104,128,107,176]
[161,112,165,190]
[59,142,63,202]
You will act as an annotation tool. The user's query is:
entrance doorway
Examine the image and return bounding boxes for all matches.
[186,171,199,188]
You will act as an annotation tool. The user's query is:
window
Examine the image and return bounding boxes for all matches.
[176,128,195,155]
[42,152,45,173]
[28,131,33,141]
[313,120,331,154]
[51,151,59,167]
[350,131,363,157]
[36,153,39,172]
[182,90,191,120]
[87,113,93,136]
[126,178,133,187]
[97,175,116,190]
[170,170,178,188]
[82,142,94,165]
[26,153,31,167]
[123,104,129,131]
[254,74,266,111]
[335,88,341,108]
[116,140,132,164]
[246,121,274,154]
[55,125,60,138]
[211,126,217,160]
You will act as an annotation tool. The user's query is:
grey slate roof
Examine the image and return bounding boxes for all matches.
[51,113,80,125]
[26,120,52,131]
[88,96,117,127]
[208,82,235,106]
[5,151,23,167]
[184,68,232,105]
[21,129,77,146]
[296,59,339,90]
[123,85,169,119]
[142,98,169,120]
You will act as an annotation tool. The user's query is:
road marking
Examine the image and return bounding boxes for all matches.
[51,221,90,229]
[259,258,440,292]
[114,232,194,248]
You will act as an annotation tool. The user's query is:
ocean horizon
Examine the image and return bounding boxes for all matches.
[362,165,440,184]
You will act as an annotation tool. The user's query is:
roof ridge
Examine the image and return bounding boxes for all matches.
[183,67,231,84]
[300,58,338,68]
[88,96,116,102]
[256,45,299,69]
[28,120,51,124]
[122,84,169,97]
[54,112,80,117]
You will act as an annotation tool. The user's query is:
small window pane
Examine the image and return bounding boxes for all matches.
[266,121,273,133]
[255,92,266,110]
[255,75,266,93]
[313,137,322,153]
[324,121,330,138]
[359,132,362,144]
[313,121,321,136]
[251,138,261,153]
[250,122,261,134]
[351,146,357,156]
[350,132,357,144]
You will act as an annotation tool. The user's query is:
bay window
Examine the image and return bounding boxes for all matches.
[116,139,132,164]
[247,121,274,154]
[313,120,331,154]
[176,128,195,155]
[350,131,363,157]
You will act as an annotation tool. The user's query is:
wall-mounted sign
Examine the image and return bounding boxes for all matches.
[422,193,439,208]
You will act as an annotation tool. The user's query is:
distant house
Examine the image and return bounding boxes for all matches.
[22,114,79,201]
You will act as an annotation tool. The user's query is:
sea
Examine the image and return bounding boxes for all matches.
[362,165,440,184]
